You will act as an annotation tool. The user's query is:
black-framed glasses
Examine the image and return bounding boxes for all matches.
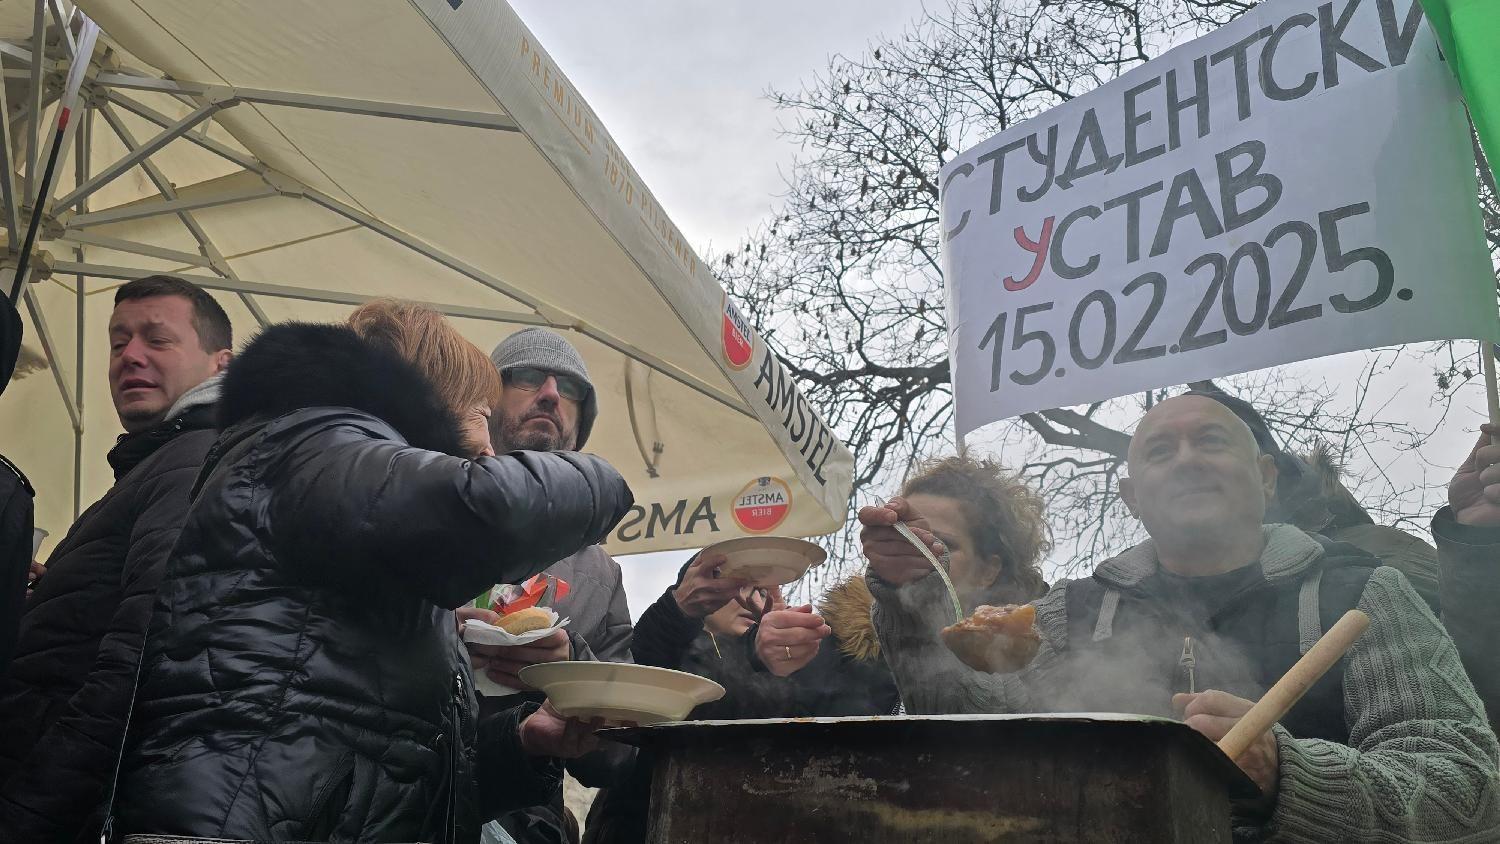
[503,366,590,402]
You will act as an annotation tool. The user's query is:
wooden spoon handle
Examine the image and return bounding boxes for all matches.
[1216,609,1370,760]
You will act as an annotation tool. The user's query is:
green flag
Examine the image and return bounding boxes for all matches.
[1420,0,1500,171]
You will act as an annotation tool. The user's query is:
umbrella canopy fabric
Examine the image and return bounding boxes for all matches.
[0,0,853,557]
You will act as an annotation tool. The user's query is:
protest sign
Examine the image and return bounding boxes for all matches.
[941,0,1498,438]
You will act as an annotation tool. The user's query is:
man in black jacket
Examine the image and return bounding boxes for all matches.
[0,275,232,843]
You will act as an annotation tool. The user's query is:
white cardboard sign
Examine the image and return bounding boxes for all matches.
[941,0,1498,437]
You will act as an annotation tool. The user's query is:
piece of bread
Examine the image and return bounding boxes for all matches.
[941,603,1040,674]
[497,606,553,634]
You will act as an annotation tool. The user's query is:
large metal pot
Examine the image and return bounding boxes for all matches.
[608,713,1256,844]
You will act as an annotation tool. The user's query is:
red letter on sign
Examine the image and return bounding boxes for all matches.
[1003,216,1055,292]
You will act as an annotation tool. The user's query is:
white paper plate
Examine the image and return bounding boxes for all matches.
[518,662,725,725]
[700,536,828,586]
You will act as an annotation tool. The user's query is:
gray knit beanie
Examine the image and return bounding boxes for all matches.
[490,327,597,449]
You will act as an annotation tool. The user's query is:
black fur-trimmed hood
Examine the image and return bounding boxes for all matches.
[219,322,467,456]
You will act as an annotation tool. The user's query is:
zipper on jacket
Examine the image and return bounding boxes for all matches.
[446,671,472,844]
[1179,636,1197,695]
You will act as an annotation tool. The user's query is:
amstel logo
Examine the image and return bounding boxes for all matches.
[722,295,754,370]
[732,476,792,533]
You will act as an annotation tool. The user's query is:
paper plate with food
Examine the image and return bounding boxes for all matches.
[518,662,725,726]
[701,536,827,587]
[463,574,572,695]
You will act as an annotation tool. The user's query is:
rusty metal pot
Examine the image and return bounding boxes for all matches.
[608,713,1256,844]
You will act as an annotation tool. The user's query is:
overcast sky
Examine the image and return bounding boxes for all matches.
[507,1,1491,620]
[510,1,929,618]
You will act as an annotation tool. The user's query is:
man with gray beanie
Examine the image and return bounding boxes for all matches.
[488,326,598,452]
[466,327,633,844]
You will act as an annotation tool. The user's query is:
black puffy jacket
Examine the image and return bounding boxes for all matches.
[115,323,633,844]
[0,394,218,844]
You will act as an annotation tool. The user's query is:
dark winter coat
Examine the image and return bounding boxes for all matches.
[0,391,218,844]
[1431,506,1500,734]
[114,323,633,844]
[0,453,33,679]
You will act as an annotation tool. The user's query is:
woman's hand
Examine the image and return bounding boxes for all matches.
[859,497,945,586]
[755,604,832,677]
[673,552,750,619]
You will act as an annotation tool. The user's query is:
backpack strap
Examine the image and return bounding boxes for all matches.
[1297,568,1325,655]
[1092,588,1121,642]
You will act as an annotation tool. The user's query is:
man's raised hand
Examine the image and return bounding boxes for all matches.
[1451,423,1500,527]
[673,552,750,619]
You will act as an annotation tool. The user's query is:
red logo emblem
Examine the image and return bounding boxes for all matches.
[722,296,754,370]
[732,476,792,534]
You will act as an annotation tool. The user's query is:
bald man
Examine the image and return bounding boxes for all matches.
[860,395,1499,842]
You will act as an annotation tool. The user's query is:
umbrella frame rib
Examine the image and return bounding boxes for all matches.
[93,100,270,327]
[20,284,79,432]
[46,0,74,62]
[64,182,279,228]
[52,98,227,211]
[0,40,55,68]
[71,104,86,517]
[23,0,45,202]
[0,55,21,241]
[57,230,213,267]
[101,90,266,174]
[48,259,549,328]
[91,71,524,133]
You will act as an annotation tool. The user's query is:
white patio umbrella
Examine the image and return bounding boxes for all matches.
[0,0,854,558]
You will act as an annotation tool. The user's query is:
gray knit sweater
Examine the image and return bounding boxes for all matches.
[868,525,1500,842]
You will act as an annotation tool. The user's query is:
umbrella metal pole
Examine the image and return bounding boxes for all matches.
[71,106,88,518]
[9,114,64,302]
[10,16,97,303]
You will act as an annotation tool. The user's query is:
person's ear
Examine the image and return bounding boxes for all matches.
[212,349,232,374]
[1119,476,1139,517]
[1258,454,1278,503]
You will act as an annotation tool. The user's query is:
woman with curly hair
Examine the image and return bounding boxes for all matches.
[754,454,1051,714]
